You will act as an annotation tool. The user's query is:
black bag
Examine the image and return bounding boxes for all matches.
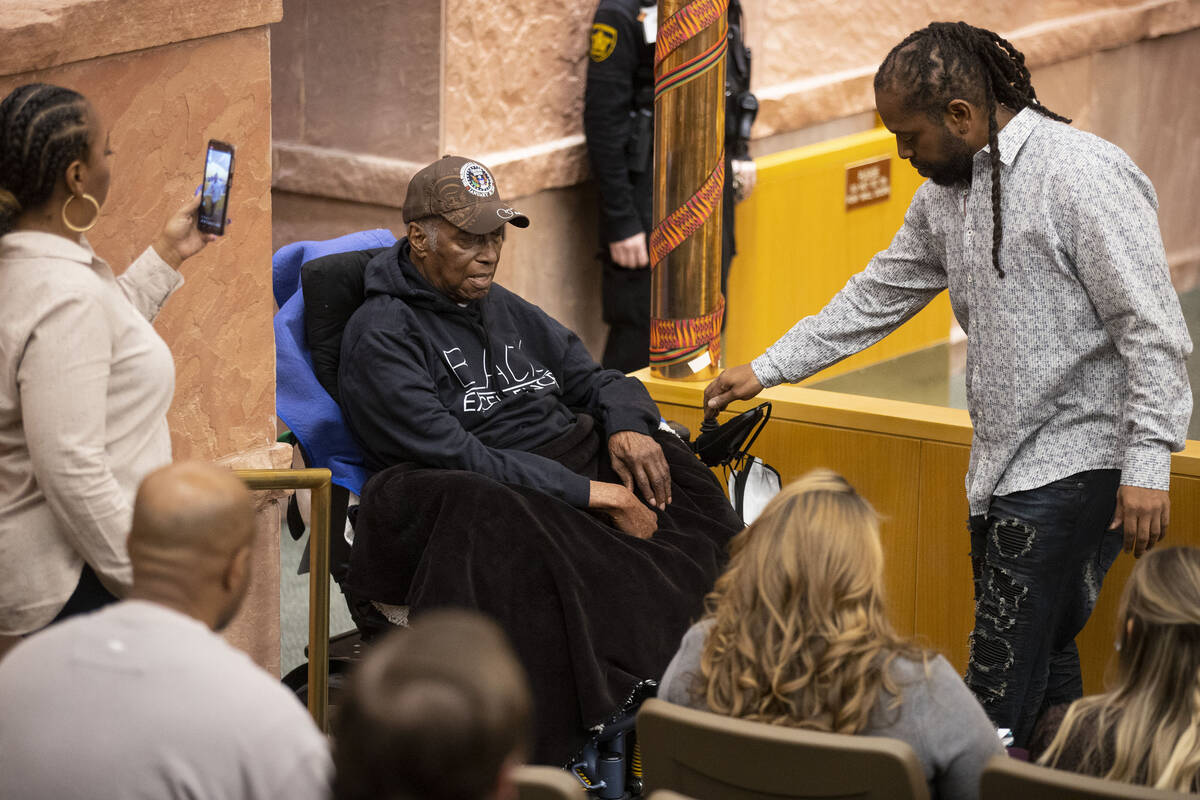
[692,402,780,523]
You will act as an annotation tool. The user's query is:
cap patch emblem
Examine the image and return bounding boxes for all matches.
[460,162,495,198]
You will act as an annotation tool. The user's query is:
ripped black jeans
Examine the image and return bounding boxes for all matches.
[965,469,1122,748]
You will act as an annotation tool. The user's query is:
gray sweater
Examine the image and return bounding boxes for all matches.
[658,620,1004,800]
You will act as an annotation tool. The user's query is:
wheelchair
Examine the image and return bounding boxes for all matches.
[274,230,772,797]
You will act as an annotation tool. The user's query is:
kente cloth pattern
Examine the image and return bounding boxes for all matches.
[653,22,728,100]
[654,0,729,66]
[346,428,742,765]
[648,158,724,268]
[650,295,726,366]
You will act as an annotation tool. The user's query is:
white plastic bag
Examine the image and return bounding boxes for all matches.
[727,456,781,525]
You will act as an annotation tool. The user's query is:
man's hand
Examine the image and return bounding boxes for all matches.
[703,363,764,420]
[608,232,650,269]
[608,430,671,509]
[588,481,658,539]
[1109,485,1169,558]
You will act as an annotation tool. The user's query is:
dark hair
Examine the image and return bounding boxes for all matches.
[331,609,533,800]
[0,83,92,236]
[874,22,1071,278]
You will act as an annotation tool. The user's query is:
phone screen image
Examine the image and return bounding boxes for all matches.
[198,140,234,235]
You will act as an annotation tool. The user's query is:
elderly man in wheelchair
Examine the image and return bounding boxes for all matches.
[276,156,743,771]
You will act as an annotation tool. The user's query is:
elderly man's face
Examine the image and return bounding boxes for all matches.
[414,217,506,304]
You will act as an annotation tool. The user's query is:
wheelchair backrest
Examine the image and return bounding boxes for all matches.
[301,247,391,406]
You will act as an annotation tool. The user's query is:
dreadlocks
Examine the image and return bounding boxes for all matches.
[0,83,92,236]
[874,22,1070,278]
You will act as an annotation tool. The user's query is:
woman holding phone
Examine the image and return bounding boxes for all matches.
[0,83,221,648]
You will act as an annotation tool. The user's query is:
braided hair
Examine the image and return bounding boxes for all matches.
[0,83,92,236]
[874,22,1070,278]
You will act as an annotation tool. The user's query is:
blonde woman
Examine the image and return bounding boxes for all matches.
[659,469,1003,800]
[1034,546,1200,792]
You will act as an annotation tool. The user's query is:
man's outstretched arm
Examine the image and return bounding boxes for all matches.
[705,194,948,417]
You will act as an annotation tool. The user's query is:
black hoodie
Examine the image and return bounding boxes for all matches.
[338,240,661,508]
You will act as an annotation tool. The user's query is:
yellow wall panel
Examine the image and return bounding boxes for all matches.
[727,128,952,379]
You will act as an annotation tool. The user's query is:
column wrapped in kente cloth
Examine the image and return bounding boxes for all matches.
[649,0,728,380]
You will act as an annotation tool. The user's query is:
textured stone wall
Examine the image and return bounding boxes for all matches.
[2,3,286,672]
[270,0,442,206]
[273,0,1200,352]
[440,0,1200,194]
[1028,26,1200,289]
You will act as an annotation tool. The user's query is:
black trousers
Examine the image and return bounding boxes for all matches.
[965,469,1122,747]
[49,563,119,626]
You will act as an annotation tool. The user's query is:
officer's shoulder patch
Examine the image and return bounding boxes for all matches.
[590,23,618,63]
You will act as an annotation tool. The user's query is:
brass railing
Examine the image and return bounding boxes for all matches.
[234,468,332,731]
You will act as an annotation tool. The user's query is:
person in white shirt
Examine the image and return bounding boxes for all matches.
[0,83,221,646]
[0,461,332,800]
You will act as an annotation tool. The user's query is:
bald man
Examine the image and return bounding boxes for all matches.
[0,462,331,800]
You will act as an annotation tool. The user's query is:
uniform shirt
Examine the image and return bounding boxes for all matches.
[751,109,1192,514]
[660,619,1005,800]
[0,232,181,634]
[0,601,332,800]
[584,0,656,245]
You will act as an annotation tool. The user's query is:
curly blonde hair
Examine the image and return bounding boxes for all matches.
[1039,547,1200,792]
[694,468,926,733]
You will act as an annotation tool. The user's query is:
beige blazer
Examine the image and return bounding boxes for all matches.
[0,232,182,634]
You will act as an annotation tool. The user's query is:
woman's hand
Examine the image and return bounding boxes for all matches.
[152,193,222,269]
[588,481,658,540]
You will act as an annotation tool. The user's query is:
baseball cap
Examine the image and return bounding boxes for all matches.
[402,155,530,234]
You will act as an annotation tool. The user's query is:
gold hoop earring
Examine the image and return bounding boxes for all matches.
[62,193,101,233]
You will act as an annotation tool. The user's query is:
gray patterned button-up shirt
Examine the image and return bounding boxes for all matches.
[751,108,1192,515]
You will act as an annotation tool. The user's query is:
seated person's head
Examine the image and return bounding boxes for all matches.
[401,156,529,304]
[127,461,257,631]
[332,608,533,800]
[1040,546,1200,790]
[696,468,920,732]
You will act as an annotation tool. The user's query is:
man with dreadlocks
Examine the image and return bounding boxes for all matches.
[703,22,1192,747]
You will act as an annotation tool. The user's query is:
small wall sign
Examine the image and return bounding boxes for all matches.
[845,156,891,209]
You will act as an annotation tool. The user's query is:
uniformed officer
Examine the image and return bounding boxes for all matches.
[584,0,757,373]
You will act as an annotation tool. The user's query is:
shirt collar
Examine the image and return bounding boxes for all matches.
[0,230,97,265]
[980,105,1041,166]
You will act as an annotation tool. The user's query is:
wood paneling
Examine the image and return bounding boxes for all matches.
[914,442,974,672]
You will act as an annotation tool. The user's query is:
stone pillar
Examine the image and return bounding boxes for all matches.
[2,0,287,673]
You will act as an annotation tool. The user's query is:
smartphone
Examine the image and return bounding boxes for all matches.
[197,139,234,235]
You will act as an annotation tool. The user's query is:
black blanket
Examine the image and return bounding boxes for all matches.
[347,427,742,764]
